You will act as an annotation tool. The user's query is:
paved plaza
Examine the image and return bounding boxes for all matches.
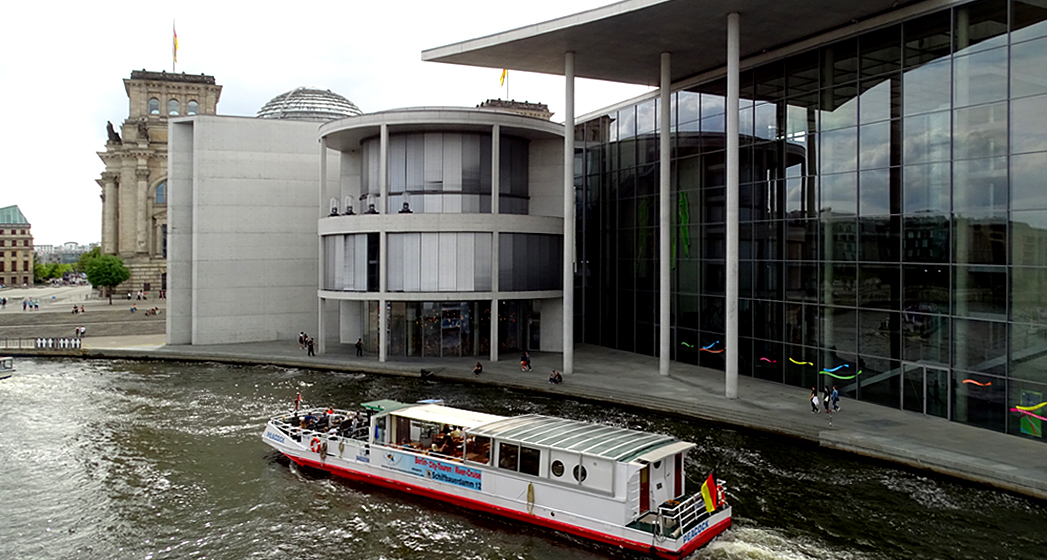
[2,284,1045,501]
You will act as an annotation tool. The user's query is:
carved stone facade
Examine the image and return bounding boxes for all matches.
[97,70,222,293]
[476,99,553,120]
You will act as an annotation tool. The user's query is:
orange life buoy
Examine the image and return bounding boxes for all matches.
[310,437,321,453]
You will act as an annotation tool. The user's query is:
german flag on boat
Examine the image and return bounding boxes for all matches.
[700,472,717,514]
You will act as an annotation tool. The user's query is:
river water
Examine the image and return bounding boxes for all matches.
[1,358,1044,560]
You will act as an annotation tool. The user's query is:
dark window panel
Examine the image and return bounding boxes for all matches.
[953,0,1009,54]
[903,214,951,263]
[860,25,902,78]
[903,264,950,314]
[904,11,952,68]
[859,264,900,309]
[1014,0,1047,42]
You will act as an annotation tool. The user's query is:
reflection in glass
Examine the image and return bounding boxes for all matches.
[1013,36,1047,98]
[903,162,950,214]
[903,264,949,314]
[1011,94,1047,154]
[953,48,1008,107]
[903,112,951,164]
[951,370,1005,432]
[953,157,1006,214]
[903,58,951,115]
[1011,152,1047,210]
[1010,210,1047,266]
[1013,0,1047,42]
[953,102,1007,160]
[953,265,1006,318]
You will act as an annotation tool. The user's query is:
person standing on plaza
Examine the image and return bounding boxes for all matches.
[307,337,315,356]
[355,338,363,357]
[831,385,840,412]
[299,332,306,349]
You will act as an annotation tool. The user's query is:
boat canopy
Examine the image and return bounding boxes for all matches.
[384,402,507,430]
[468,414,692,463]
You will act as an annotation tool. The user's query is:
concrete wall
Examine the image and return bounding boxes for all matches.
[527,137,565,218]
[167,115,333,345]
[536,297,564,352]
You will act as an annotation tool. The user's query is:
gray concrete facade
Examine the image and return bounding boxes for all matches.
[167,115,334,345]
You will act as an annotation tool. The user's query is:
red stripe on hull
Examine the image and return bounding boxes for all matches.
[288,453,729,559]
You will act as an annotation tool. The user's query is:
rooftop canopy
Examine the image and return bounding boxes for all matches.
[0,205,29,226]
[423,0,925,86]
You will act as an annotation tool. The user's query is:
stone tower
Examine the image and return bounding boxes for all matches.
[96,70,222,293]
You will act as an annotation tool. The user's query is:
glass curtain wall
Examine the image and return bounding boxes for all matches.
[365,299,534,357]
[577,0,1047,441]
[360,133,530,214]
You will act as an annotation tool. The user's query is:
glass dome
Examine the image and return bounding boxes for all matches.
[256,86,362,122]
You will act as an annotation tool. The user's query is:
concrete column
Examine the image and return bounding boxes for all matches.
[490,124,501,362]
[492,124,501,215]
[101,172,118,254]
[318,138,327,355]
[136,168,150,254]
[318,298,327,355]
[379,297,388,363]
[563,51,576,375]
[659,52,672,377]
[490,297,499,363]
[726,12,740,399]
[379,123,389,214]
[379,232,388,362]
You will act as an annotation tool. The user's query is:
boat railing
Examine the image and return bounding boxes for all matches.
[658,492,714,538]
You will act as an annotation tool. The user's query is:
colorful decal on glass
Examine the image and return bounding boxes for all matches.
[961,379,992,387]
[759,357,777,363]
[1013,392,1044,438]
[700,341,724,353]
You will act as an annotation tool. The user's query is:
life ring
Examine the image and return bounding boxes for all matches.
[310,437,321,453]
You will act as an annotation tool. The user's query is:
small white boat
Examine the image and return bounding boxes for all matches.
[262,399,731,557]
[0,357,13,380]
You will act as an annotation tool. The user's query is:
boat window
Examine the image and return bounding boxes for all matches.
[498,442,519,471]
[374,416,387,443]
[573,465,588,482]
[519,446,540,476]
[550,460,565,478]
[466,435,491,464]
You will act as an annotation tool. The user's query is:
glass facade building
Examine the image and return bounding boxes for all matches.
[576,0,1047,440]
[318,109,566,361]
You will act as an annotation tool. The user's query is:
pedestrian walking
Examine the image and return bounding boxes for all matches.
[831,385,840,411]
[307,337,315,356]
[810,387,819,413]
[355,337,363,357]
[299,332,306,349]
[823,386,832,413]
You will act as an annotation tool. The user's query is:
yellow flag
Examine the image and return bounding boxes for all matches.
[173,22,179,63]
[499,69,507,87]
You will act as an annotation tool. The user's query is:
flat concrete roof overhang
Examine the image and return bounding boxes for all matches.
[319,107,564,152]
[423,0,927,86]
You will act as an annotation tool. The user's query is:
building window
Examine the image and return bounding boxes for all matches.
[149,98,160,115]
[155,181,166,205]
[0,263,4,272]
[168,99,179,116]
[187,100,199,115]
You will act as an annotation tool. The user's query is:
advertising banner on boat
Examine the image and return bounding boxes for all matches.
[379,450,483,491]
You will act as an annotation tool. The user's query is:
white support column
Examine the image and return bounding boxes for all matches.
[491,124,500,363]
[318,138,327,355]
[379,124,389,362]
[379,123,388,214]
[563,51,575,375]
[659,52,672,377]
[726,12,740,399]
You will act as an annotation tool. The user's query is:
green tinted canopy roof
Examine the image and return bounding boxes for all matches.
[0,206,29,226]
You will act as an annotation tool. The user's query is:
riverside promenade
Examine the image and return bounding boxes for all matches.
[3,286,1045,501]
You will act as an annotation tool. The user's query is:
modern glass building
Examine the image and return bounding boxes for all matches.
[316,108,566,362]
[427,0,1047,442]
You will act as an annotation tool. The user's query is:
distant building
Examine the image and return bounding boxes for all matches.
[477,99,552,120]
[97,70,223,294]
[257,86,362,122]
[0,205,33,287]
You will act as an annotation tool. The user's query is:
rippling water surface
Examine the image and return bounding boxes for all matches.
[0,358,1044,559]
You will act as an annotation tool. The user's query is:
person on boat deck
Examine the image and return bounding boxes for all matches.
[438,437,454,456]
[450,427,462,439]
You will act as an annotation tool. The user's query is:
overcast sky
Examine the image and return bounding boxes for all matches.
[0,0,652,247]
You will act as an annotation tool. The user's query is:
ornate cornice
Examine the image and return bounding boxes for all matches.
[135,168,151,180]
[100,171,119,183]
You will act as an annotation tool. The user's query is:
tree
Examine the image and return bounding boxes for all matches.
[85,255,130,304]
[75,247,101,273]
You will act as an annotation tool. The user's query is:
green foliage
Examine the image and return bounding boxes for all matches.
[85,255,130,289]
[34,262,75,283]
[75,247,102,273]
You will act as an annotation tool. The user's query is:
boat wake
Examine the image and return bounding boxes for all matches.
[695,526,882,560]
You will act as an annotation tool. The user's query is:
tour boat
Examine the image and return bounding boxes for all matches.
[262,399,731,557]
[0,357,12,380]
